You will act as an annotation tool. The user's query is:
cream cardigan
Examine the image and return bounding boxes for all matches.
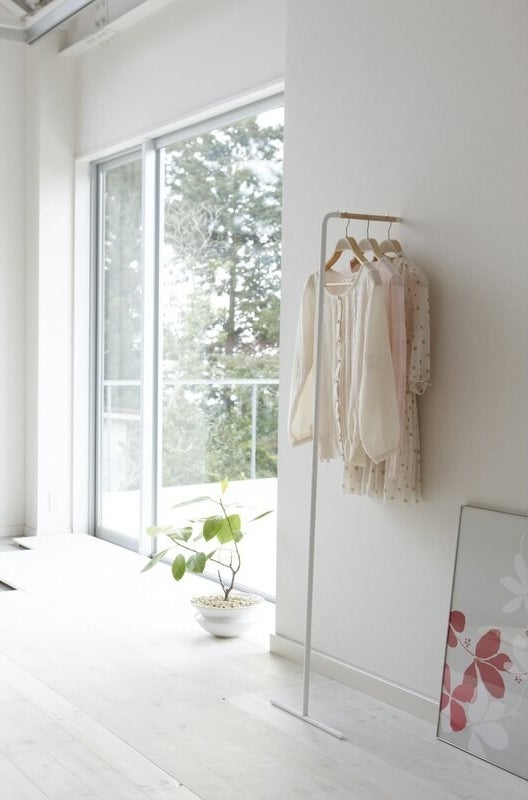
[288,266,400,465]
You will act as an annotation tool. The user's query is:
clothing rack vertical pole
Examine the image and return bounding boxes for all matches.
[271,210,400,740]
[271,209,342,738]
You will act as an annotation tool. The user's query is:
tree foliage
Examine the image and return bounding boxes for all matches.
[161,113,283,486]
[103,159,143,384]
[102,111,284,492]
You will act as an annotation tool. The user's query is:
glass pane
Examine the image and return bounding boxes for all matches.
[159,108,283,596]
[99,157,143,542]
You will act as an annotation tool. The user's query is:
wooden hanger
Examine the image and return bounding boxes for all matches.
[358,237,384,261]
[379,220,402,260]
[324,236,366,271]
[379,238,402,259]
[356,218,383,261]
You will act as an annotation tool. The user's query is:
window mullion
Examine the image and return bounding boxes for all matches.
[93,165,105,536]
[139,140,158,557]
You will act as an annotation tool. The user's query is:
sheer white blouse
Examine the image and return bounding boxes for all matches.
[288,265,400,465]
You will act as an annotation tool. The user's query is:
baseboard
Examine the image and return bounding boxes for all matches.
[0,525,25,539]
[270,633,438,724]
[21,527,76,538]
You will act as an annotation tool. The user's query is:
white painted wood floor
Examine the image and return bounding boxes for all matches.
[0,535,525,800]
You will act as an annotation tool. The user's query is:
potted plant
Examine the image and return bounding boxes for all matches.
[142,478,272,637]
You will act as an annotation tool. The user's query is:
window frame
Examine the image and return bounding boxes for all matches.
[93,148,144,551]
[91,93,284,571]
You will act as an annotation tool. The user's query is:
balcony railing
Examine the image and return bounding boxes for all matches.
[103,377,279,481]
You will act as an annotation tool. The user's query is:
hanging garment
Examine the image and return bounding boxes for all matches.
[342,254,430,503]
[375,257,407,480]
[288,264,400,465]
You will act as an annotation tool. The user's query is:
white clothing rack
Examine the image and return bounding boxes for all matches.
[271,210,401,739]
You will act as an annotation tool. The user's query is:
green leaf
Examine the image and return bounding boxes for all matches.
[227,513,241,532]
[214,513,240,545]
[215,518,234,545]
[248,509,273,523]
[203,516,225,541]
[232,530,244,543]
[140,548,171,572]
[146,525,174,538]
[171,495,213,509]
[186,552,207,574]
[172,553,186,581]
[167,527,193,543]
[220,477,229,495]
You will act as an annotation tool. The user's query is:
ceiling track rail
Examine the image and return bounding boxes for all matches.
[26,0,95,42]
[0,0,96,43]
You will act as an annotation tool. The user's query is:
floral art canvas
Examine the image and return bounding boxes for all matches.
[438,505,528,780]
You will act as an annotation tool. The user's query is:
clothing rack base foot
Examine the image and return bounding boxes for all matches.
[270,699,345,739]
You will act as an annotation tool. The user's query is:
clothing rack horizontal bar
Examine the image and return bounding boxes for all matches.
[336,211,401,222]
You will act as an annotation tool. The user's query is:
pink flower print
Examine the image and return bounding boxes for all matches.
[461,629,512,700]
[500,554,528,614]
[447,610,465,648]
[441,664,468,732]
[458,660,478,703]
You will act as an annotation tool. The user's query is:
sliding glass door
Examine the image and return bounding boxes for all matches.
[94,103,283,596]
[96,153,143,547]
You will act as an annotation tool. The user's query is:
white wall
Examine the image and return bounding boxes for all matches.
[25,33,77,534]
[0,42,26,537]
[274,0,528,717]
[18,0,526,720]
[77,0,286,156]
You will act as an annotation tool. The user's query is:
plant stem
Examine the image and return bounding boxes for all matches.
[167,538,225,569]
[217,567,228,598]
[219,497,242,600]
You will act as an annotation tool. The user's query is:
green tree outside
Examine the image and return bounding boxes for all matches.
[161,111,283,486]
[102,110,283,492]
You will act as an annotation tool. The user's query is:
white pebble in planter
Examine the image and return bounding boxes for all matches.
[191,594,262,638]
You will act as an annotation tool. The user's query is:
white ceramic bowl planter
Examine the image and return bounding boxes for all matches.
[191,594,262,638]
[144,480,272,639]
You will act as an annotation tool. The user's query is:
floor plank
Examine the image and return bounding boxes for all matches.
[0,535,526,800]
[0,714,100,800]
[0,677,198,800]
[0,750,52,800]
